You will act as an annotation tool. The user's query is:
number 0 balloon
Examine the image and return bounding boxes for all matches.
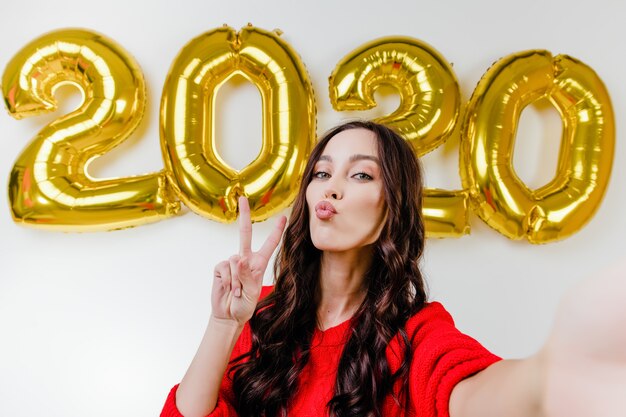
[461,50,614,243]
[160,25,316,223]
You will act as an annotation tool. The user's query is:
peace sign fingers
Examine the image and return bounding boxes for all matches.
[211,197,287,324]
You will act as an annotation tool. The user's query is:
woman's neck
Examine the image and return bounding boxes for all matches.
[316,247,372,330]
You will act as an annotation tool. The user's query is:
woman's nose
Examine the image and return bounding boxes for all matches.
[324,184,342,200]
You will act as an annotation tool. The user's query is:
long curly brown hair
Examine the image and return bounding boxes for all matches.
[231,120,427,417]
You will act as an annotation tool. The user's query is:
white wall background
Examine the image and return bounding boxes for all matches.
[0,1,624,416]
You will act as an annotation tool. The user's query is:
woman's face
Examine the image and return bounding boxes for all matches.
[306,128,387,252]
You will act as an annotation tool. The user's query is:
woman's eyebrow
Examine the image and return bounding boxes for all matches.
[317,154,380,164]
[349,154,380,164]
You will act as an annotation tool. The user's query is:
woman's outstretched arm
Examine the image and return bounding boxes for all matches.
[449,354,544,417]
[450,262,626,417]
[175,318,245,417]
[174,198,286,417]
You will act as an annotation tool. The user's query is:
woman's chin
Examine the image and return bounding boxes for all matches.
[311,238,374,254]
[311,239,343,252]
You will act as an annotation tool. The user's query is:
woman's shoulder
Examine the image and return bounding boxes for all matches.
[408,301,454,326]
[405,300,453,322]
[403,301,463,344]
[402,301,498,357]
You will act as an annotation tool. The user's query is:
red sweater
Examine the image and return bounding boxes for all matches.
[161,287,500,417]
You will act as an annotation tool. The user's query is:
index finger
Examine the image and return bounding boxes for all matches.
[258,215,287,260]
[239,196,252,256]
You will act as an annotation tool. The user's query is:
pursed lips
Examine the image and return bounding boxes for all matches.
[314,201,337,220]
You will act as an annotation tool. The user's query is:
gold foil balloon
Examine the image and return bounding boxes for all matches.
[160,25,316,222]
[329,37,468,237]
[461,50,614,243]
[422,190,470,238]
[2,28,180,231]
[329,36,460,153]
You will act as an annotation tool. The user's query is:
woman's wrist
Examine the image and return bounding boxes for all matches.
[209,315,246,331]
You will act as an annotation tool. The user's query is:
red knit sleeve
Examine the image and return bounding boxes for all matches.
[160,286,274,417]
[407,302,501,417]
[160,382,238,417]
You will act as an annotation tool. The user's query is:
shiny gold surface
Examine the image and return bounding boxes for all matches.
[160,25,316,223]
[329,36,469,237]
[3,28,180,231]
[461,50,614,243]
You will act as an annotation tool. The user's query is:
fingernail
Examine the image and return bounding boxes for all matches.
[235,287,241,297]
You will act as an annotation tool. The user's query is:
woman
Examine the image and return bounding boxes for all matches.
[161,121,626,417]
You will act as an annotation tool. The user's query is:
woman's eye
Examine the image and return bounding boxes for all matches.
[313,171,330,179]
[353,172,373,181]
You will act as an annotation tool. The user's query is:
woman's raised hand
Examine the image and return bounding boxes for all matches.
[211,197,287,325]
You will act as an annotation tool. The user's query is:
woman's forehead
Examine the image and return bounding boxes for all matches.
[320,128,379,158]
